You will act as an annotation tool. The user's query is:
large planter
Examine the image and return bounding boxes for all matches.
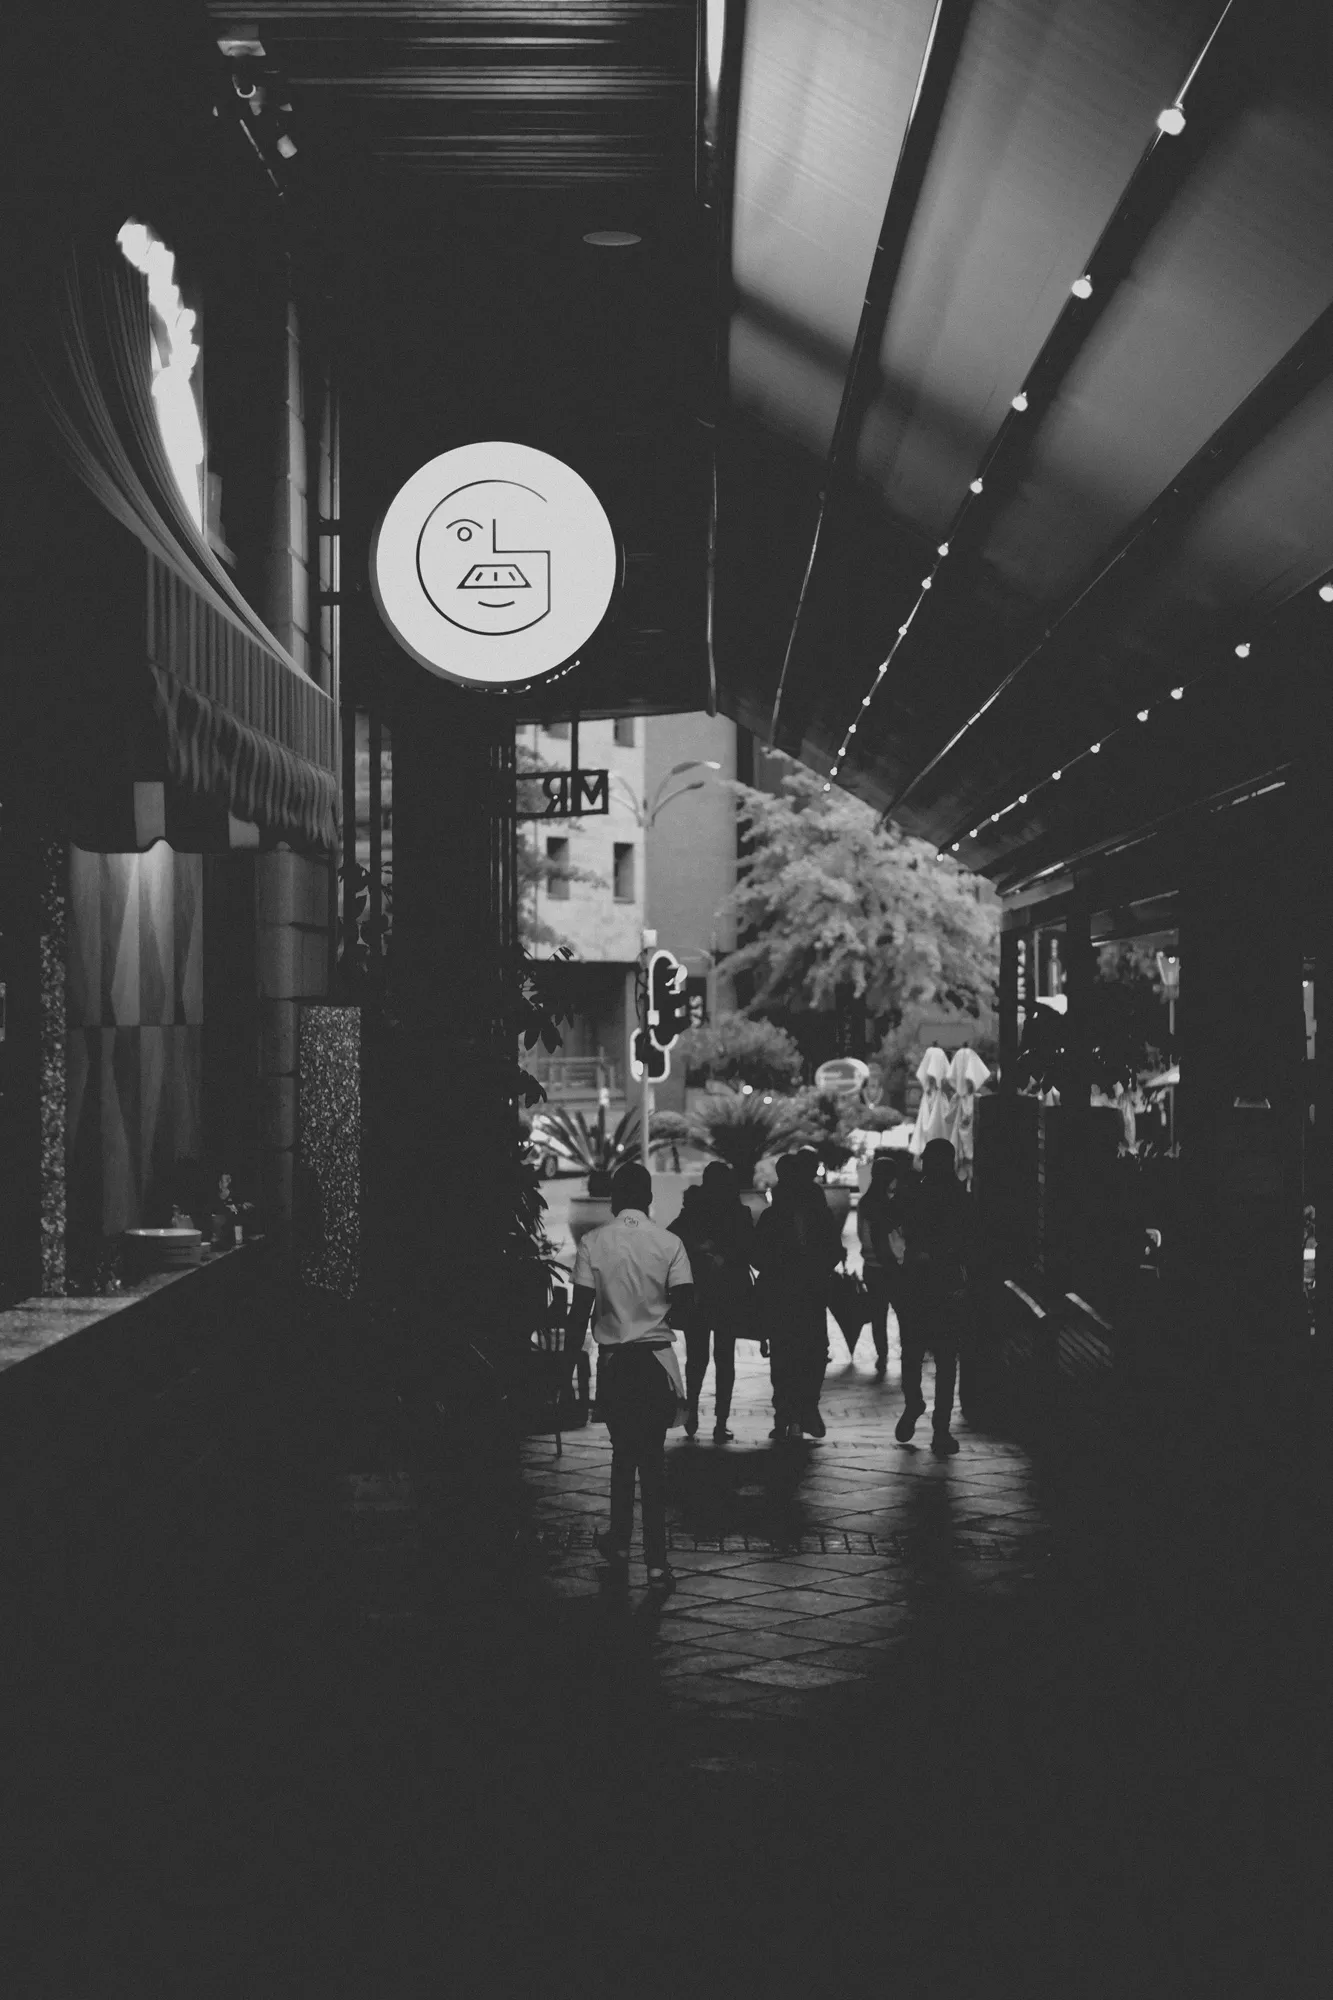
[568,1192,613,1245]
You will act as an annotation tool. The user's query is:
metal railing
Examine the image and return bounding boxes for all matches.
[521,1056,621,1098]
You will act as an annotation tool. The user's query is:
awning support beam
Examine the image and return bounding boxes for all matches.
[766,0,976,755]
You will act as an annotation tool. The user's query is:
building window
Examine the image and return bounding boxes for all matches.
[613,717,635,746]
[545,836,570,900]
[544,721,570,740]
[613,843,635,903]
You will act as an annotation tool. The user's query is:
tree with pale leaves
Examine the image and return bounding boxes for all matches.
[718,759,997,1026]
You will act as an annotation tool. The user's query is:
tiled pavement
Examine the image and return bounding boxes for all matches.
[517,1328,1051,1726]
[4,1279,1332,1993]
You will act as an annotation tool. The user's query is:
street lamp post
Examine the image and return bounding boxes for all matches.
[612,759,722,831]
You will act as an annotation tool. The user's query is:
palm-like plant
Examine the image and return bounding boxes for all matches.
[683,1087,811,1189]
[533,1105,643,1191]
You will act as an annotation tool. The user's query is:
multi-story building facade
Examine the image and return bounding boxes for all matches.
[521,711,739,1114]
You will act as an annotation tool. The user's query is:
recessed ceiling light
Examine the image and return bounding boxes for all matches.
[583,230,641,248]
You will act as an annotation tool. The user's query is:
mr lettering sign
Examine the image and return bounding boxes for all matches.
[370,441,620,690]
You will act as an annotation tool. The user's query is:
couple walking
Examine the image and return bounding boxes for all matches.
[674,1149,845,1443]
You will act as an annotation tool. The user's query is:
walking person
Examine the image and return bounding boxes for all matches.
[669,1161,755,1442]
[895,1137,972,1457]
[567,1162,693,1589]
[856,1151,911,1379]
[753,1151,842,1440]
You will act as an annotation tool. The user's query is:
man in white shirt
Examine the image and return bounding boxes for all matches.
[568,1162,693,1589]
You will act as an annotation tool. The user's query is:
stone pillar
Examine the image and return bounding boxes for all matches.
[256,849,330,1241]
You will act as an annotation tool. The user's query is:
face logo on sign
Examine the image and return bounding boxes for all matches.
[371,442,618,689]
[417,481,552,636]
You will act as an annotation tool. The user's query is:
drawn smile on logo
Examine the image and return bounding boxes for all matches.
[415,479,552,635]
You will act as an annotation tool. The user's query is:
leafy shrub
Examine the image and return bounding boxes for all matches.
[676,1014,806,1091]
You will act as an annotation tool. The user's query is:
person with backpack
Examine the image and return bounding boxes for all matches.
[895,1137,972,1456]
[669,1161,755,1442]
[856,1150,911,1380]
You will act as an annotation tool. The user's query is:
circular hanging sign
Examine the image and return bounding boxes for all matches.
[369,441,619,688]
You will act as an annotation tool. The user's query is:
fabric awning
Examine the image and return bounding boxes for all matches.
[29,245,337,852]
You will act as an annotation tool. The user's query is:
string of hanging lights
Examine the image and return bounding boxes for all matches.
[819,7,1242,803]
[935,572,1333,856]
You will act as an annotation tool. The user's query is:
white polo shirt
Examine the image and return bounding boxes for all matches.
[572,1208,693,1347]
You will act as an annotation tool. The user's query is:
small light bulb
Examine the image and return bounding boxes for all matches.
[1011,392,1028,412]
[970,478,984,495]
[1018,793,1028,804]
[937,542,950,557]
[950,842,960,852]
[847,724,856,735]
[1137,709,1149,722]
[1157,106,1186,136]
[1171,687,1184,700]
[970,828,980,839]
[1051,769,1062,781]
[921,576,932,589]
[823,783,831,793]
[1070,275,1092,300]
[1090,742,1101,754]
[1320,583,1333,603]
[899,625,909,636]
[276,133,298,159]
[861,697,871,708]
[1234,641,1250,658]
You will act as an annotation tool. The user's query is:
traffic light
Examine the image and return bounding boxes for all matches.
[646,948,689,1051]
[630,1029,670,1082]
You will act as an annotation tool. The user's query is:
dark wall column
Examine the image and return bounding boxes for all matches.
[1053,904,1095,1285]
[1178,804,1305,1348]
[363,681,518,1313]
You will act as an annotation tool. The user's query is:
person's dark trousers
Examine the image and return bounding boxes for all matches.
[900,1294,960,1434]
[684,1312,737,1424]
[600,1344,677,1568]
[865,1265,895,1369]
[770,1299,826,1425]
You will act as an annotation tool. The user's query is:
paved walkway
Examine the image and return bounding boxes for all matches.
[519,1329,1048,1722]
[2,1271,1330,1994]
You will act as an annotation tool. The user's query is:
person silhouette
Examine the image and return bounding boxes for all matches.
[753,1152,842,1440]
[896,1137,972,1456]
[670,1162,755,1441]
[856,1150,911,1379]
[567,1162,693,1588]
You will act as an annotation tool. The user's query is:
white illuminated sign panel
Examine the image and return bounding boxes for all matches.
[370,441,619,688]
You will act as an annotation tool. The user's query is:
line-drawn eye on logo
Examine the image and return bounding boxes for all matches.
[416,481,551,635]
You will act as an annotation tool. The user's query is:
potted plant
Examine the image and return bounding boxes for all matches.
[682,1086,811,1215]
[535,1104,644,1242]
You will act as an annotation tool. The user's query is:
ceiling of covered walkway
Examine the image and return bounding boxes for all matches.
[208,1,1333,893]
